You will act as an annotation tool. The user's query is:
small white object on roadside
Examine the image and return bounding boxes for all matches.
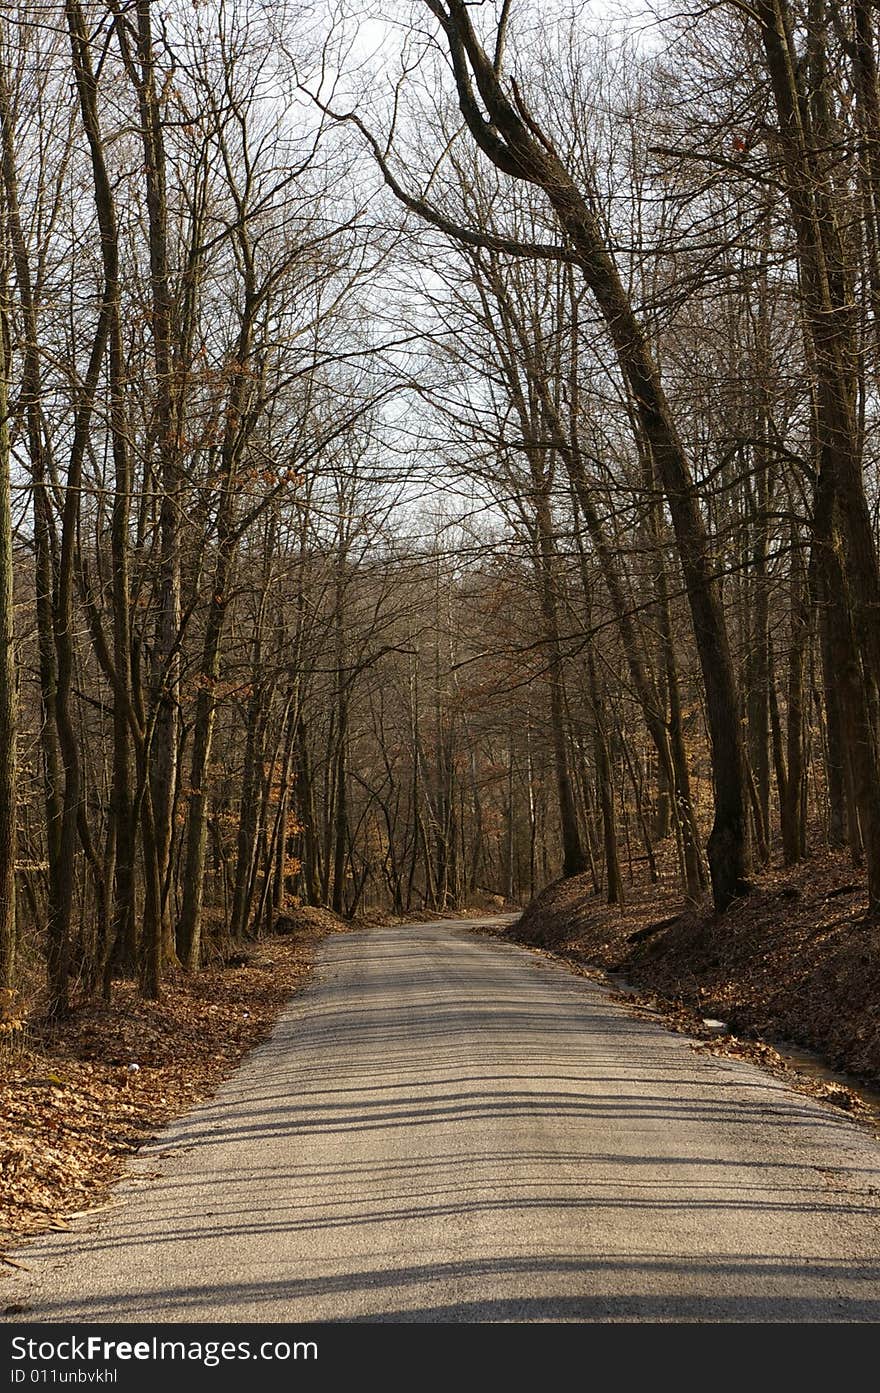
[127,1062,140,1073]
[702,1019,730,1035]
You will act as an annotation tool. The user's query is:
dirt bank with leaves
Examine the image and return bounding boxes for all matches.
[0,911,349,1262]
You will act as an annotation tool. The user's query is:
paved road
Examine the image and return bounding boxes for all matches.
[4,920,880,1322]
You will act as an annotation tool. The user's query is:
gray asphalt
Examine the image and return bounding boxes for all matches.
[4,919,880,1322]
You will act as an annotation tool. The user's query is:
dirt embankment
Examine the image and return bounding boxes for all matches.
[506,849,880,1095]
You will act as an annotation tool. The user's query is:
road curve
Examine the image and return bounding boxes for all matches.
[4,920,880,1322]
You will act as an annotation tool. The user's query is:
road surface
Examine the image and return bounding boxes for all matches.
[4,920,880,1322]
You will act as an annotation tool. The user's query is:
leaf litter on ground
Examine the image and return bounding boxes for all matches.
[0,921,336,1257]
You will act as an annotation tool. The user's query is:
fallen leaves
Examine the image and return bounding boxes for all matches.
[0,929,326,1253]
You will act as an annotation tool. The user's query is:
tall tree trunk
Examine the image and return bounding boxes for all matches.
[177,534,236,969]
[177,244,258,964]
[533,486,585,879]
[0,35,69,1003]
[230,682,265,940]
[587,643,623,905]
[295,720,321,905]
[0,291,16,990]
[746,457,772,848]
[817,587,847,847]
[331,695,349,916]
[811,449,880,902]
[66,0,138,979]
[331,542,349,915]
[111,0,182,959]
[754,3,880,897]
[782,526,809,864]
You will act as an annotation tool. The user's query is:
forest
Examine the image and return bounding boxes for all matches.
[1,0,879,1027]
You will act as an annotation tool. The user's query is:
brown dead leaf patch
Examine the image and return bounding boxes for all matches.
[274,906,349,935]
[0,925,333,1253]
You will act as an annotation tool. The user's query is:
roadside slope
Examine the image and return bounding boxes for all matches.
[511,855,880,1088]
